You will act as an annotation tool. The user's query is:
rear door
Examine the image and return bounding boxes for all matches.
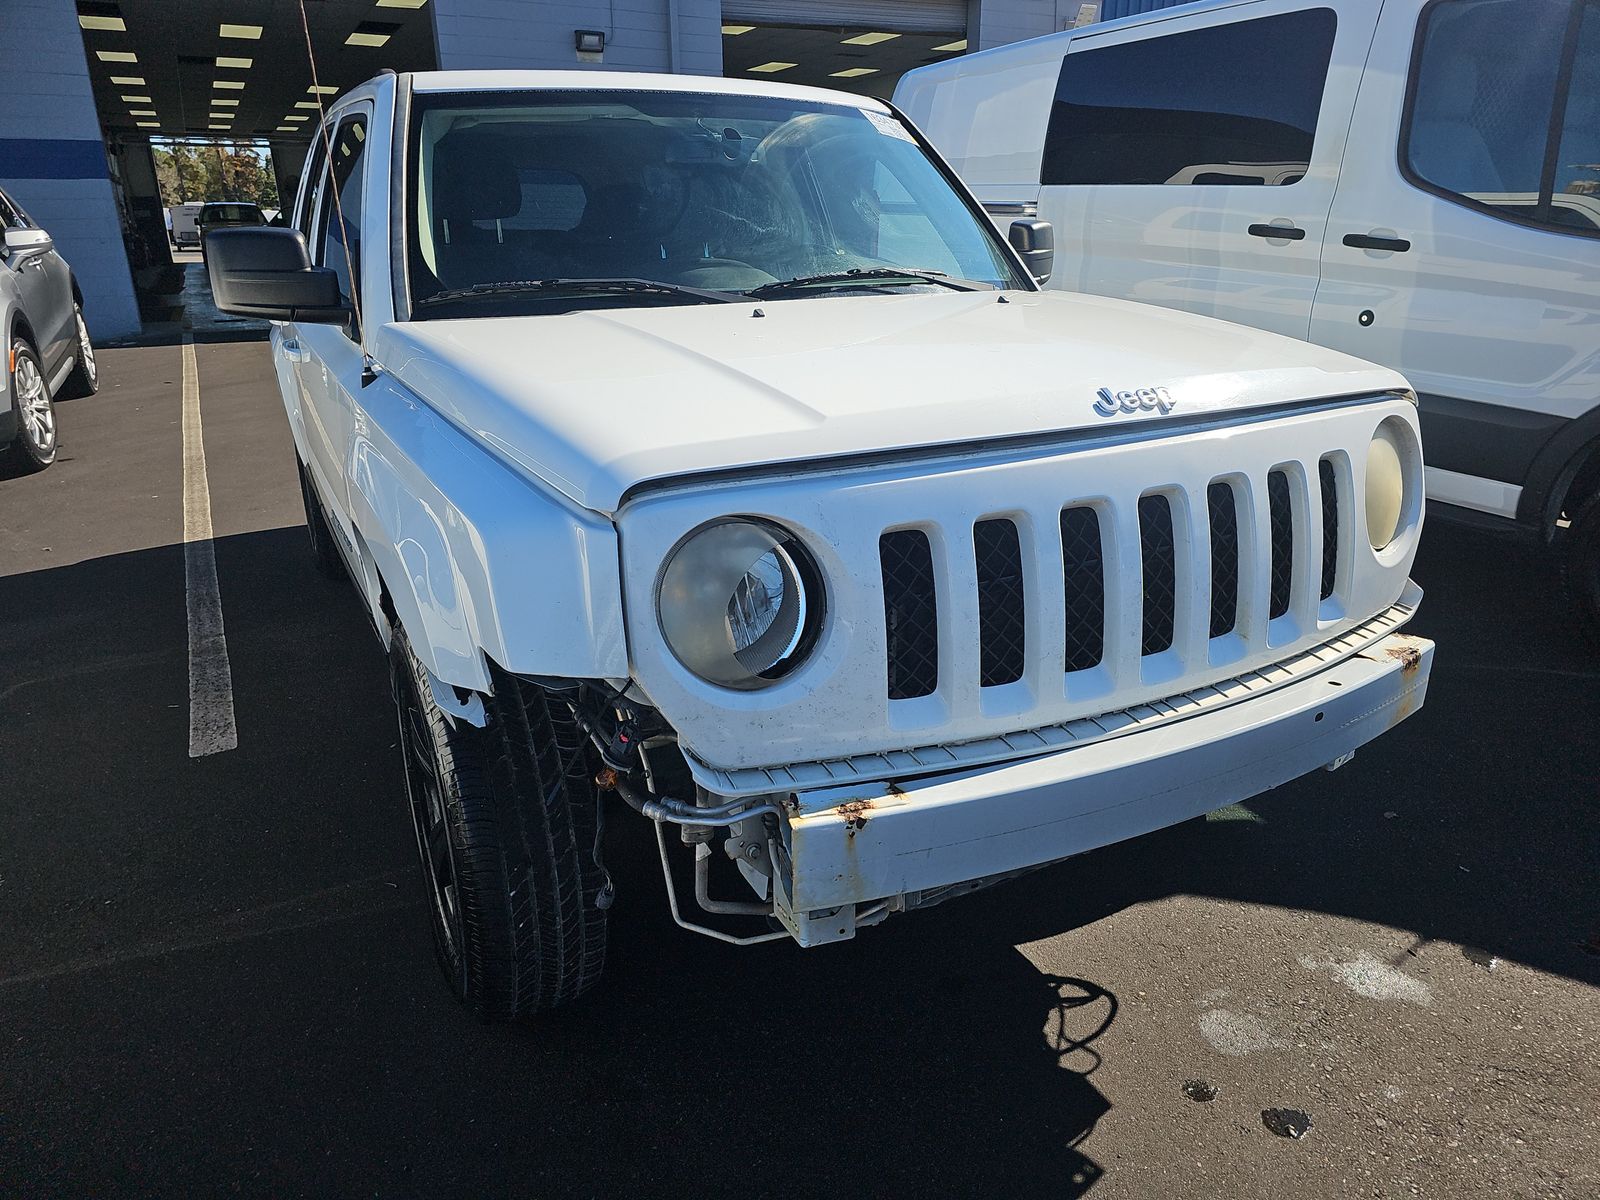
[1037,1,1380,340]
[1309,0,1600,519]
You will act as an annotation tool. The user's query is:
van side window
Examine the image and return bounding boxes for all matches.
[1041,9,1337,187]
[1404,0,1600,235]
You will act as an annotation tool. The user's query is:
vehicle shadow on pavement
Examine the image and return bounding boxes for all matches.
[0,517,1595,1194]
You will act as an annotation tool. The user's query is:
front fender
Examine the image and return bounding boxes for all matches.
[344,370,629,692]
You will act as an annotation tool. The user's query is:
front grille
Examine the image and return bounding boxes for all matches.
[974,519,1026,687]
[880,529,938,700]
[1060,506,1105,672]
[1268,470,1295,620]
[1138,494,1177,656]
[1319,458,1339,601]
[1208,481,1240,638]
[879,458,1350,702]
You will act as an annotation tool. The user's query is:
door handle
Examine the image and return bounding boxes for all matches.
[1247,223,1307,241]
[1343,233,1411,253]
[281,338,309,363]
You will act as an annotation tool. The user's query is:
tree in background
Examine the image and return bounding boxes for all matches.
[152,141,280,210]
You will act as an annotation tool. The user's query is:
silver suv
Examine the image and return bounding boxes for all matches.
[1,185,98,474]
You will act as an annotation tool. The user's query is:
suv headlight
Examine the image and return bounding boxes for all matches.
[1365,421,1409,550]
[657,518,823,689]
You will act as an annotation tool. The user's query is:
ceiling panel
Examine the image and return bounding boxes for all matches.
[721,24,967,100]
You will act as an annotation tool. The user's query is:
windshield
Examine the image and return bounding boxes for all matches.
[406,89,1027,314]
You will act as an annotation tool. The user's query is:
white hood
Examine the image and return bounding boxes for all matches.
[374,290,1408,514]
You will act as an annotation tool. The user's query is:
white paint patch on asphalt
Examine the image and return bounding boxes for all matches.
[181,337,237,758]
[1198,1009,1290,1057]
[1299,951,1434,1007]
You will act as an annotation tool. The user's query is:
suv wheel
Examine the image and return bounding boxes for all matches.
[57,305,98,399]
[390,628,609,1020]
[3,337,58,473]
[1563,490,1600,641]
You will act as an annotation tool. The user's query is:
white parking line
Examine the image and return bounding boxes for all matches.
[181,337,237,758]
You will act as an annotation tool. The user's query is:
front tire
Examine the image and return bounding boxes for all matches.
[390,628,608,1020]
[56,305,98,399]
[2,338,58,474]
[1563,491,1600,642]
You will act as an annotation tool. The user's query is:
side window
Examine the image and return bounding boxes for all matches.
[315,113,369,327]
[1404,0,1600,236]
[0,190,30,229]
[296,133,330,241]
[1041,9,1338,187]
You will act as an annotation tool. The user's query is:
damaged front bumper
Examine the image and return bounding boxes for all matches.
[770,631,1433,946]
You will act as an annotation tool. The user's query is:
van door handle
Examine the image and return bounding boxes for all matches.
[1343,233,1411,253]
[281,338,309,363]
[1247,223,1306,241]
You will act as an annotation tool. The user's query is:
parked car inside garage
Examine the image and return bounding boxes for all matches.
[1,185,97,474]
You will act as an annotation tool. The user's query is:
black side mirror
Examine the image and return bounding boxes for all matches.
[1009,219,1054,285]
[204,226,347,323]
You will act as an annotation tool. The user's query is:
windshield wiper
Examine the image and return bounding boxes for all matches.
[413,277,744,311]
[745,268,989,298]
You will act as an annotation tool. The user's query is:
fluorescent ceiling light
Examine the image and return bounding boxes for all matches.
[214,80,246,90]
[109,75,144,84]
[932,39,967,51]
[209,113,232,121]
[78,14,126,30]
[345,31,392,46]
[209,124,231,131]
[308,85,338,94]
[722,24,755,35]
[216,56,253,68]
[276,125,294,131]
[830,67,878,78]
[375,0,429,7]
[840,31,899,45]
[130,108,156,116]
[294,100,321,109]
[137,121,159,128]
[96,49,137,62]
[284,114,310,122]
[120,94,152,103]
[212,98,240,106]
[747,61,796,73]
[219,23,262,38]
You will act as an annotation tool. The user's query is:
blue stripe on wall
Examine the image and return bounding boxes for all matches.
[0,138,108,181]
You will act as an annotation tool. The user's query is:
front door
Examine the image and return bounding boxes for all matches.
[1037,0,1381,340]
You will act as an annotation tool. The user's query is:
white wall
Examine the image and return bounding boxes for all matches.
[431,0,723,74]
[0,0,142,340]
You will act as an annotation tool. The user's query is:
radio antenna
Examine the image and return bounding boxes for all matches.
[297,0,376,385]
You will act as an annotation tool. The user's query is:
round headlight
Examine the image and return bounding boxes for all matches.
[1365,422,1407,550]
[658,519,822,689]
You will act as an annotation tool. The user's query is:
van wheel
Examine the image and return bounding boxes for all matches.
[3,338,58,474]
[56,305,98,399]
[390,628,608,1020]
[1562,491,1600,642]
[296,458,345,580]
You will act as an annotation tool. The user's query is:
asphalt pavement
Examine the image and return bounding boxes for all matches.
[1,331,1596,1199]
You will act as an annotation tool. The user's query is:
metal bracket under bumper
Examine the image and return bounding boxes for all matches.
[784,632,1433,914]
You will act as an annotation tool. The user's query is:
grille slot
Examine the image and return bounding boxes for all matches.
[1138,494,1177,656]
[1319,458,1339,601]
[975,519,1026,687]
[1207,481,1240,638]
[1268,470,1295,619]
[1060,506,1105,672]
[880,529,939,700]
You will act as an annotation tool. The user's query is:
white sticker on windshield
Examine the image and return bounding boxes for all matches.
[864,110,917,143]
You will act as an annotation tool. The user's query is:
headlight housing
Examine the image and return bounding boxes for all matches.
[657,518,823,689]
[1365,421,1408,550]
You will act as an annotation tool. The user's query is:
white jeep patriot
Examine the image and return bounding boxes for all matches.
[206,70,1434,1021]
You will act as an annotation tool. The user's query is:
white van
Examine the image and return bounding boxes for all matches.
[167,203,203,247]
[896,0,1600,628]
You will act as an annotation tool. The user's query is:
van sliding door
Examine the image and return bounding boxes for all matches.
[1036,1,1380,340]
